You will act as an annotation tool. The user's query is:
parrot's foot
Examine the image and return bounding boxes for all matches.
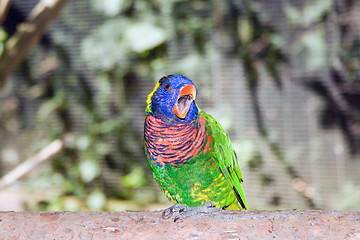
[162,202,221,222]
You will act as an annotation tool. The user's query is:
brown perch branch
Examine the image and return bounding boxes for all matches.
[0,210,359,239]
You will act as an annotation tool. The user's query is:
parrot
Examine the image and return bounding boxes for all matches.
[144,74,247,221]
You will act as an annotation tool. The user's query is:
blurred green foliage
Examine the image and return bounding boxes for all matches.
[17,0,193,211]
[0,27,8,56]
[2,0,360,211]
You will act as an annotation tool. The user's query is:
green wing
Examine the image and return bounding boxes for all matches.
[200,110,248,210]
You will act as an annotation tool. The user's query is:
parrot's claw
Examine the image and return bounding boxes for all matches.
[162,203,188,220]
[162,202,221,222]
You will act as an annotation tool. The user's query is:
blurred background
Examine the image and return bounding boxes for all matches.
[0,0,360,211]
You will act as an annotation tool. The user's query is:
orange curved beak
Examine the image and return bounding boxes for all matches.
[180,84,197,100]
[173,84,197,119]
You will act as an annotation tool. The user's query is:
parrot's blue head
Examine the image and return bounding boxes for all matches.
[146,75,199,124]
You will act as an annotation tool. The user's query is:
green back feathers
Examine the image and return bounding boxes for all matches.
[199,110,248,210]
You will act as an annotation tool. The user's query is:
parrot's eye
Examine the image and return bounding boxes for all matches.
[164,83,171,91]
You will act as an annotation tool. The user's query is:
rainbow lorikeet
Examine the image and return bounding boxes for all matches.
[144,75,247,220]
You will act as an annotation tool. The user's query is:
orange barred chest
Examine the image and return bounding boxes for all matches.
[144,115,213,166]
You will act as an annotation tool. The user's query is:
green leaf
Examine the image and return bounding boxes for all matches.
[284,4,301,25]
[285,0,334,27]
[0,27,7,41]
[95,141,111,156]
[91,0,131,17]
[76,135,91,150]
[124,22,167,53]
[238,17,253,43]
[303,0,333,26]
[37,91,65,122]
[79,159,100,183]
[234,140,256,164]
[0,27,8,56]
[121,166,147,188]
[98,118,121,134]
[86,189,107,210]
[173,53,203,76]
[300,30,327,70]
[81,19,129,71]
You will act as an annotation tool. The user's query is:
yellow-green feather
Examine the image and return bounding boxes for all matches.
[199,110,248,210]
[145,81,160,114]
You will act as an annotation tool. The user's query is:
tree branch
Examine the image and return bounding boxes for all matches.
[0,0,12,25]
[0,134,72,189]
[0,0,70,88]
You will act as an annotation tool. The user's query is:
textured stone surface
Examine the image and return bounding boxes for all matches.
[0,210,359,239]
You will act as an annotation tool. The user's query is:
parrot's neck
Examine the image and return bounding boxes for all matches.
[144,115,207,167]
